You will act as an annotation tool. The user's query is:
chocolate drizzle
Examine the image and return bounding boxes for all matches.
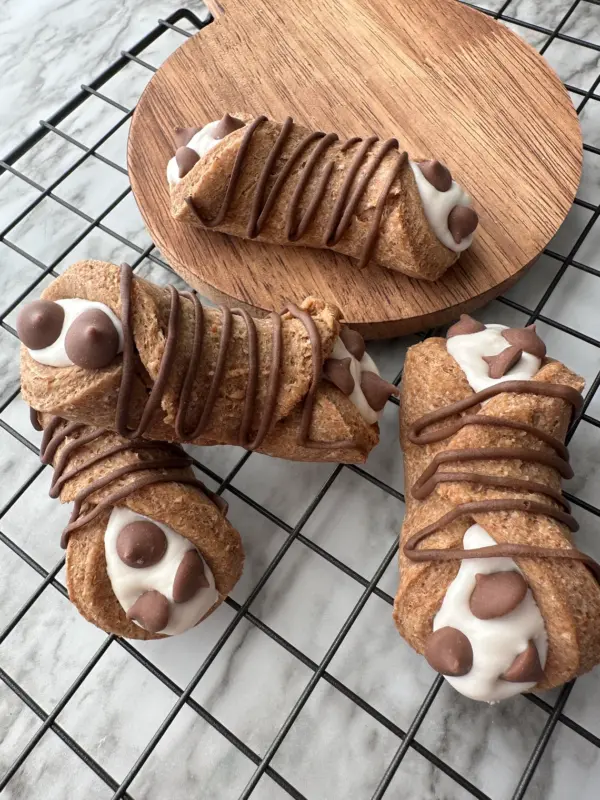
[33,411,227,548]
[184,115,408,269]
[403,376,600,583]
[115,263,356,452]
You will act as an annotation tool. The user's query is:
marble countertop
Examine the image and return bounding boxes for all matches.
[1,0,600,798]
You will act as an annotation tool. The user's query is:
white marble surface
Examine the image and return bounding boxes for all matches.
[1,0,600,798]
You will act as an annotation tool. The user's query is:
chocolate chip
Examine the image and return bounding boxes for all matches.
[173,550,209,603]
[16,300,65,350]
[64,309,120,369]
[446,314,486,338]
[339,327,366,361]
[418,160,453,192]
[469,571,528,620]
[174,126,201,148]
[360,372,398,412]
[175,146,200,179]
[501,325,546,359]
[482,346,523,379]
[213,113,245,140]
[127,590,170,633]
[501,641,544,683]
[116,520,167,569]
[323,357,355,395]
[425,626,473,676]
[448,206,479,244]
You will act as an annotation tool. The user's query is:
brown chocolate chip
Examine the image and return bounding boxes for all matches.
[446,314,486,338]
[339,327,366,361]
[425,626,473,676]
[175,146,200,179]
[323,357,355,395]
[501,641,544,683]
[127,590,170,633]
[213,113,245,140]
[482,346,523,379]
[16,300,65,350]
[469,571,528,620]
[448,206,479,244]
[418,160,453,192]
[360,371,398,411]
[116,520,167,569]
[174,126,201,148]
[64,309,120,369]
[173,550,209,604]
[501,325,547,359]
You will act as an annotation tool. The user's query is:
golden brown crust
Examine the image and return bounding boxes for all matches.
[21,260,378,463]
[42,415,243,639]
[394,338,600,690]
[170,119,457,280]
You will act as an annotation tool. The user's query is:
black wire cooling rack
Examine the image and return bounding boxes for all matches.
[0,3,599,799]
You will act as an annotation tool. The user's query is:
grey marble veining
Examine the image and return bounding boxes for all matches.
[0,0,600,798]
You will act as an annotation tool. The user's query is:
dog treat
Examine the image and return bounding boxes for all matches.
[20,260,392,463]
[32,410,242,639]
[167,114,478,280]
[394,318,600,702]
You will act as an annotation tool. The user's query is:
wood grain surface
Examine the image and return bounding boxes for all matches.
[128,0,582,338]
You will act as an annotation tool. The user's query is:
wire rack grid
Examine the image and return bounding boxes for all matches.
[0,2,599,799]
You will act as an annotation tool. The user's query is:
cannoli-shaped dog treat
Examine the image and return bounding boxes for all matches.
[19,260,393,463]
[167,114,478,280]
[394,317,600,702]
[32,410,242,639]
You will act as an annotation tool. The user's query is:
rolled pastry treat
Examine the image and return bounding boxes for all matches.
[394,316,600,702]
[19,260,393,463]
[167,114,478,280]
[32,410,242,639]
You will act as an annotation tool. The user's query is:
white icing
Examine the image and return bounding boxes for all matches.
[26,298,124,368]
[434,524,547,703]
[104,507,218,636]
[331,337,382,425]
[167,119,222,186]
[446,323,541,393]
[409,160,474,252]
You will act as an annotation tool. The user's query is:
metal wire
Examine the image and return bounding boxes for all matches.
[0,3,598,799]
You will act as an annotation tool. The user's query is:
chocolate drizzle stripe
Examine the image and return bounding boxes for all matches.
[115,263,359,453]
[61,475,219,549]
[412,447,574,500]
[51,440,182,499]
[184,115,408,269]
[408,380,583,442]
[409,413,570,462]
[403,371,600,583]
[30,406,43,431]
[33,411,227,546]
[411,471,571,511]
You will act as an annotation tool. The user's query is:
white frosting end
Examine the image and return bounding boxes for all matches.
[167,120,222,186]
[446,324,541,393]
[104,507,218,637]
[26,298,123,368]
[434,524,547,703]
[331,337,382,424]
[409,160,474,252]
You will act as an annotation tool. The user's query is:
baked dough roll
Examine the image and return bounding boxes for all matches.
[19,261,393,463]
[394,316,600,702]
[167,114,478,280]
[33,411,242,639]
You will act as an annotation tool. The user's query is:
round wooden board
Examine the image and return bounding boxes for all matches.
[128,0,582,338]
